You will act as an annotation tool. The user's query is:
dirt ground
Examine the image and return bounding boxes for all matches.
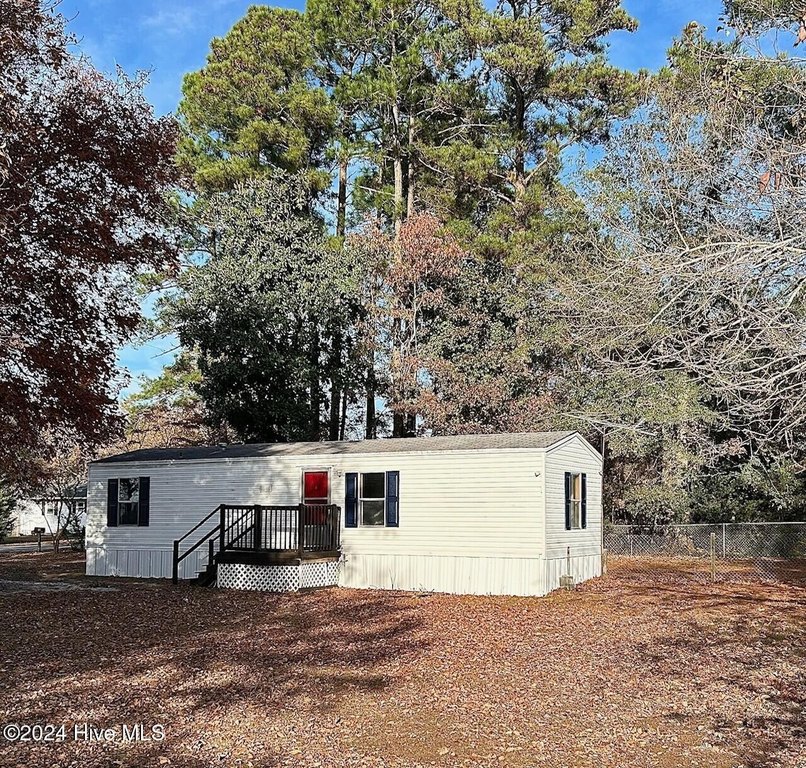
[0,552,803,768]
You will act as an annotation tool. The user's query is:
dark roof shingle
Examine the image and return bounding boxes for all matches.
[93,432,575,464]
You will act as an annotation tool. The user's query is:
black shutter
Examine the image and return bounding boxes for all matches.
[581,473,587,529]
[106,479,119,527]
[385,471,399,527]
[138,476,150,527]
[564,472,572,531]
[345,472,358,528]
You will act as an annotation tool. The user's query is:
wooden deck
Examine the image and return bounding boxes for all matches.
[173,504,341,583]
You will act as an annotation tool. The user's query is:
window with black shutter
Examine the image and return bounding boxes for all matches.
[346,471,400,528]
[107,477,150,526]
[565,472,587,530]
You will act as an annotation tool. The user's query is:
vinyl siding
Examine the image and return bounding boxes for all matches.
[12,499,86,538]
[543,435,603,591]
[86,447,548,587]
[11,500,47,537]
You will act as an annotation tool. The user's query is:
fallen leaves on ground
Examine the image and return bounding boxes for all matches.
[0,552,803,768]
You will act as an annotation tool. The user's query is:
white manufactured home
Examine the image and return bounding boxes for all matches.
[85,432,603,596]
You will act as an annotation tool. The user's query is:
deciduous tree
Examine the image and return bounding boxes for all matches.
[0,0,178,484]
[552,6,806,520]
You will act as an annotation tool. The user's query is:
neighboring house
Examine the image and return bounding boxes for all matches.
[85,432,603,596]
[12,486,87,537]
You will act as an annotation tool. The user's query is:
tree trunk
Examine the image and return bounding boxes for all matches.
[407,115,416,218]
[328,385,341,441]
[391,21,404,238]
[365,360,376,440]
[513,83,526,206]
[392,411,405,438]
[393,136,404,236]
[336,155,348,239]
[339,386,348,441]
[309,329,321,441]
[391,314,405,438]
[328,328,342,441]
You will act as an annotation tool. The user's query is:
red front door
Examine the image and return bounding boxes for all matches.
[303,471,329,524]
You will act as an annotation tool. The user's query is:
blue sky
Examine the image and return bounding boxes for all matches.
[57,0,724,395]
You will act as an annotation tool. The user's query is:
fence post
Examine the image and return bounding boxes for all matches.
[602,548,608,576]
[629,536,633,556]
[710,532,716,583]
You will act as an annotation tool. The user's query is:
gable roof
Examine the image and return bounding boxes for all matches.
[31,484,87,500]
[93,431,576,465]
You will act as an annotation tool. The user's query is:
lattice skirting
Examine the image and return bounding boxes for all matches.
[217,561,340,592]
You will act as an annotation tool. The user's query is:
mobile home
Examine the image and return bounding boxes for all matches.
[86,432,603,596]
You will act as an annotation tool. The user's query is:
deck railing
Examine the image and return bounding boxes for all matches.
[172,503,341,583]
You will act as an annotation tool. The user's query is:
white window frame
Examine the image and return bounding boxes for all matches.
[569,473,583,530]
[117,477,140,526]
[359,471,386,527]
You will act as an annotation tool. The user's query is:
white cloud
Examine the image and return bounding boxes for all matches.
[141,6,197,37]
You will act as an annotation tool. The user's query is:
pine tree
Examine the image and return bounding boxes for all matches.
[177,5,337,195]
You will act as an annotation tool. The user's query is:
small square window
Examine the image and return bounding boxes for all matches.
[361,500,385,526]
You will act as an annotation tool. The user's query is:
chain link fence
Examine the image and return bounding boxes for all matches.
[603,522,806,584]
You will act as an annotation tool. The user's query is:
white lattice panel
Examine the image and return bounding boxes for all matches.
[217,561,340,592]
[299,560,340,589]
[217,563,300,592]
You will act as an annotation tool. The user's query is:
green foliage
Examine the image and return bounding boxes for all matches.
[132,0,806,525]
[177,5,336,194]
[172,174,367,442]
[688,458,806,524]
[0,481,17,542]
[124,352,202,415]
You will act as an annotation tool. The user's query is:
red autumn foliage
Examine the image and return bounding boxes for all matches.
[0,1,179,482]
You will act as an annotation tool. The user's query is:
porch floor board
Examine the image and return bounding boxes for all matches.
[216,549,340,566]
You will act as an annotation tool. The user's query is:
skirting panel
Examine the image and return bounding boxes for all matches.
[86,546,204,580]
[217,561,340,592]
[338,553,547,596]
[544,552,602,593]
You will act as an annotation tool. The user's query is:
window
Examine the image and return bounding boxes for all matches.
[360,472,386,526]
[569,473,583,529]
[345,471,398,528]
[44,501,57,517]
[118,478,140,526]
[107,477,149,528]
